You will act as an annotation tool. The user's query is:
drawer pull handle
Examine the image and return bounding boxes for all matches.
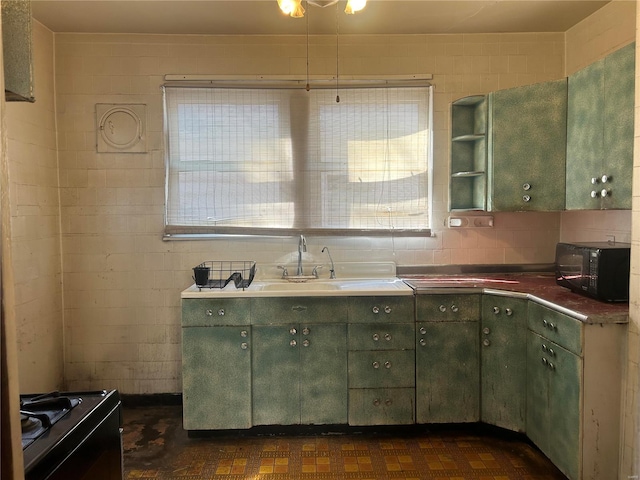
[302,327,310,335]
[384,333,392,341]
[385,399,393,406]
[206,309,213,316]
[482,327,490,335]
[373,399,380,406]
[240,330,248,338]
[384,361,392,369]
[384,306,392,314]
[505,308,513,316]
[290,340,297,347]
[483,339,491,347]
[439,305,447,312]
[218,309,225,316]
[372,333,380,341]
[542,357,548,366]
[542,344,547,352]
[419,338,426,347]
[419,327,427,335]
[451,305,459,313]
[493,306,500,315]
[302,339,310,347]
[548,348,555,357]
[548,362,555,370]
[372,306,380,314]
[240,342,248,350]
[290,327,297,335]
[372,361,380,369]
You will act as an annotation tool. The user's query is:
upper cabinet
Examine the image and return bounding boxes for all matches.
[487,79,567,212]
[449,95,488,211]
[566,42,635,210]
[2,0,35,102]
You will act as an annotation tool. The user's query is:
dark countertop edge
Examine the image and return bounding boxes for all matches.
[397,263,555,276]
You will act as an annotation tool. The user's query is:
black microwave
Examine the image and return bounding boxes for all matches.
[555,242,631,302]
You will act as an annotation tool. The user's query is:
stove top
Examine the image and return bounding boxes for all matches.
[20,393,82,449]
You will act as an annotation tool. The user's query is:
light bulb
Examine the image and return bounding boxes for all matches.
[345,0,366,14]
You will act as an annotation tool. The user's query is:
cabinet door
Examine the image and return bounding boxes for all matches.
[526,331,550,455]
[348,350,415,389]
[182,326,252,430]
[416,321,479,423]
[489,79,567,211]
[548,342,582,480]
[603,42,635,209]
[481,296,527,431]
[252,325,300,425]
[300,324,348,425]
[566,58,605,210]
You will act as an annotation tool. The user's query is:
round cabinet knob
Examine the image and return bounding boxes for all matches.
[542,344,548,352]
[290,327,297,335]
[591,190,600,198]
[601,189,610,198]
[218,309,225,316]
[505,308,513,316]
[439,305,447,313]
[205,309,213,316]
[372,306,380,314]
[549,322,556,330]
[419,338,426,347]
[302,339,310,347]
[373,399,380,406]
[384,306,392,314]
[523,183,531,191]
[591,177,600,185]
[542,357,548,366]
[482,327,490,335]
[548,362,555,370]
[419,327,427,335]
[241,342,248,350]
[601,174,609,183]
[385,399,393,406]
[240,330,248,338]
[451,305,459,313]
[523,195,531,203]
[384,333,392,341]
[493,306,500,315]
[372,361,380,369]
[302,328,310,335]
[384,361,392,369]
[372,333,380,341]
[483,339,491,347]
[543,319,548,328]
[290,339,297,347]
[548,348,555,357]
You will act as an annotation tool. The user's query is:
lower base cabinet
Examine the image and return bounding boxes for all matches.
[348,388,415,425]
[252,324,348,426]
[182,326,252,430]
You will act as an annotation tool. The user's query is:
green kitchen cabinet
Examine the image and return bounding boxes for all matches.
[526,301,625,480]
[566,42,635,210]
[182,326,252,430]
[526,330,581,480]
[480,295,527,432]
[487,78,567,211]
[449,95,488,211]
[415,294,480,423]
[347,297,415,426]
[251,296,348,426]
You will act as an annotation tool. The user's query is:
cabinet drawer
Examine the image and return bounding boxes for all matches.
[528,302,582,356]
[349,388,415,425]
[348,296,414,323]
[348,323,415,351]
[416,294,480,322]
[251,297,348,325]
[182,298,251,326]
[348,350,415,388]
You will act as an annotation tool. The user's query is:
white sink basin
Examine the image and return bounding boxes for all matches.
[254,281,340,292]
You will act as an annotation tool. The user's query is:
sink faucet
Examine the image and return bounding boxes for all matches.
[297,234,306,275]
[322,246,336,279]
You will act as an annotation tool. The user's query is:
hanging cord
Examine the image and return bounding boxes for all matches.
[335,1,340,103]
[305,1,310,91]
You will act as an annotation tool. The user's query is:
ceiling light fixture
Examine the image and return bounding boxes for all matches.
[277,0,366,18]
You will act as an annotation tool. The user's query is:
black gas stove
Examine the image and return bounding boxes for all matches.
[21,390,123,480]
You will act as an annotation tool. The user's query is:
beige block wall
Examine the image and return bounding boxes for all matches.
[53,31,566,393]
[564,1,638,477]
[5,21,63,393]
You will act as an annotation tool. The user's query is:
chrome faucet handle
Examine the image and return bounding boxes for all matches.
[277,265,289,278]
[312,265,323,277]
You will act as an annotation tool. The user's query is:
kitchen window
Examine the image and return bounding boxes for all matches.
[163,82,433,236]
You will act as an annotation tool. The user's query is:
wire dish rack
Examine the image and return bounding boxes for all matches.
[193,261,256,290]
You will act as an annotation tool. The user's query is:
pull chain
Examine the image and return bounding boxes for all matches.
[335,1,340,103]
[305,1,310,91]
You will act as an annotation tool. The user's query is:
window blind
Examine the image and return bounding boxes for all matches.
[164,84,432,235]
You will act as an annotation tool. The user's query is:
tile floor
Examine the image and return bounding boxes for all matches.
[122,405,567,480]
